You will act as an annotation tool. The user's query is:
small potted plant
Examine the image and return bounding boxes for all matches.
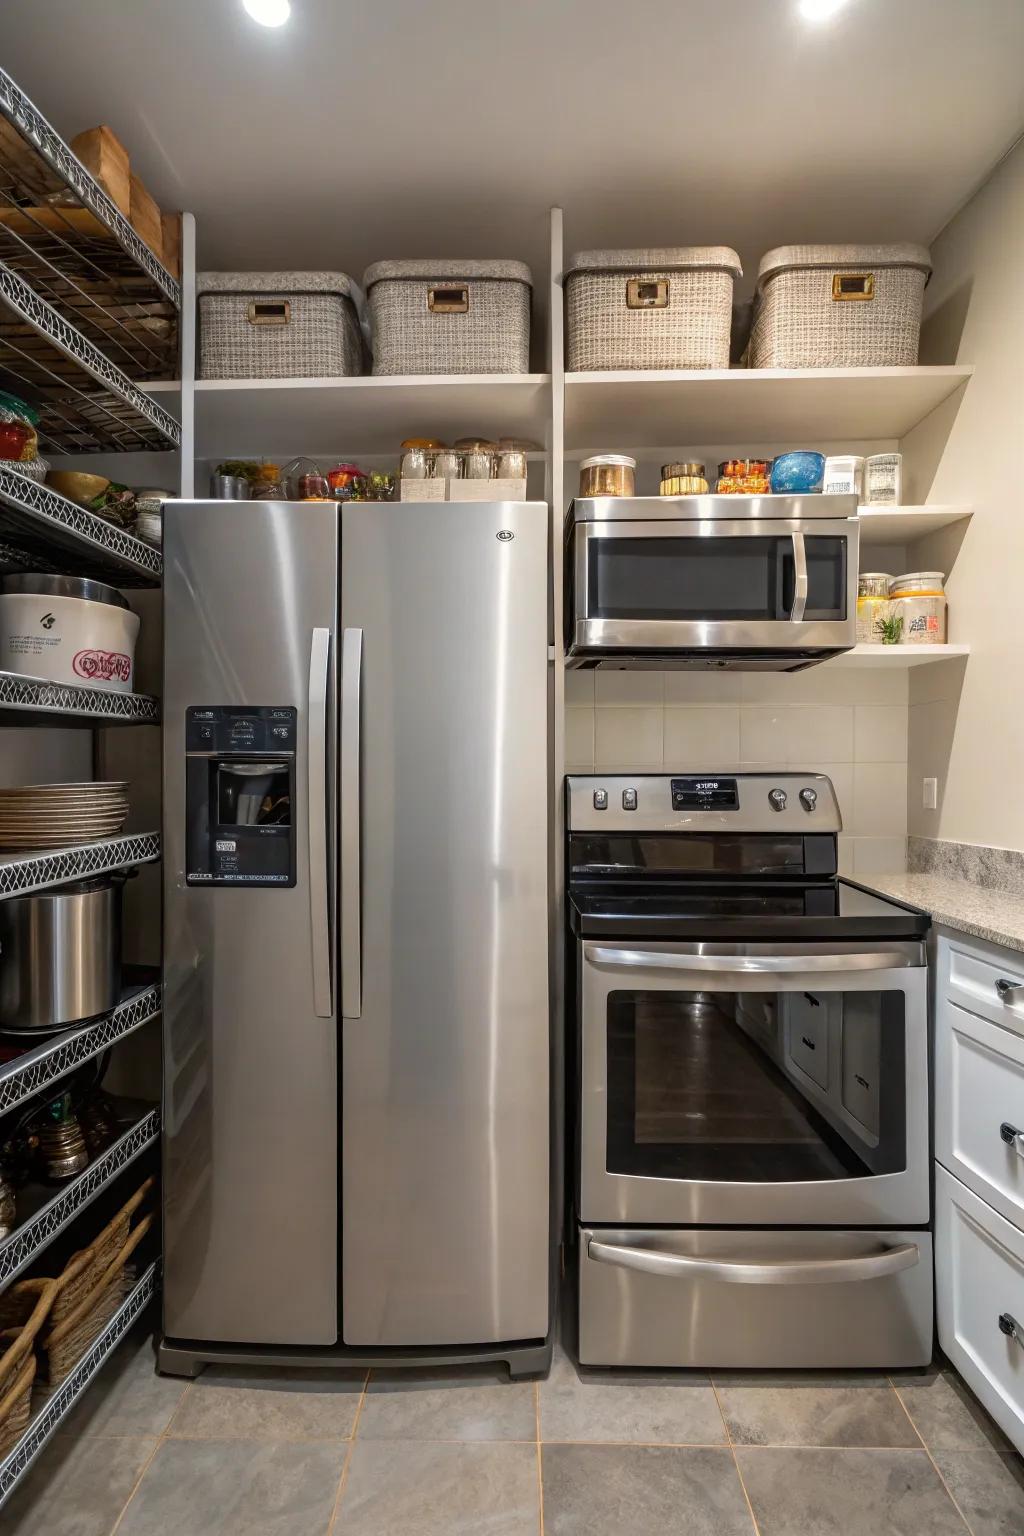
[878,611,904,646]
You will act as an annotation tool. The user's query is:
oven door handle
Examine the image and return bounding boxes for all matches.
[587,1238,920,1286]
[586,945,916,974]
[790,529,809,622]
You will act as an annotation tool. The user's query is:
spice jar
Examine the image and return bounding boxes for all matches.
[497,448,528,480]
[579,455,636,498]
[328,463,367,499]
[857,573,895,644]
[889,572,947,646]
[463,448,495,480]
[250,464,282,499]
[434,448,464,481]
[660,462,708,496]
[717,459,772,495]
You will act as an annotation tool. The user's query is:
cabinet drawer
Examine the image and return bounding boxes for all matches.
[936,1165,1024,1456]
[945,938,1024,1036]
[784,992,831,1090]
[937,1001,1024,1229]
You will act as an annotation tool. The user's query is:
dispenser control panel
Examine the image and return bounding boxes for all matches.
[185,705,297,887]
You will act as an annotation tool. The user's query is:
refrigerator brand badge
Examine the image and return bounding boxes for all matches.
[496,529,514,541]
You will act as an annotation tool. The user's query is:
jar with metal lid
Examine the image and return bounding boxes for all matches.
[434,448,464,481]
[579,455,636,498]
[717,459,772,495]
[856,572,895,644]
[660,462,708,496]
[463,448,495,480]
[889,571,946,645]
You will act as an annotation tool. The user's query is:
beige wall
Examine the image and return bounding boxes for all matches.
[903,137,1024,850]
[566,668,909,878]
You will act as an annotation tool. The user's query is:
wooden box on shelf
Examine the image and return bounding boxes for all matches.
[68,126,131,218]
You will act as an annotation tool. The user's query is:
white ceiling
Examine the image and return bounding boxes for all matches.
[5,0,1023,302]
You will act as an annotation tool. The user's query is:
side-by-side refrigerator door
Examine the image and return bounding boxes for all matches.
[340,500,550,1347]
[163,499,339,1346]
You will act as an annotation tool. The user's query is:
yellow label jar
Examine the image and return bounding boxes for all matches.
[857,573,895,644]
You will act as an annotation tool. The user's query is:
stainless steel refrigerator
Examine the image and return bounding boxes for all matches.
[160,499,551,1376]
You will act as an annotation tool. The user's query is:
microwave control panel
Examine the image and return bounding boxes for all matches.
[185,705,297,887]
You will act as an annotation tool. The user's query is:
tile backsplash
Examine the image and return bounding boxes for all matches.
[565,667,910,878]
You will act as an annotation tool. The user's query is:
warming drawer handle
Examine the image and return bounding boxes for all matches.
[585,945,917,975]
[308,628,332,1019]
[587,1238,920,1286]
[340,627,363,1020]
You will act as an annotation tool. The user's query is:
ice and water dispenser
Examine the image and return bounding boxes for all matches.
[184,705,296,886]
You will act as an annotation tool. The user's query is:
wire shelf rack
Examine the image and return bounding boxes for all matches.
[0,832,160,900]
[0,669,159,725]
[0,466,162,585]
[0,982,161,1117]
[0,1108,159,1289]
[0,1261,157,1508]
[0,68,178,306]
[0,263,180,454]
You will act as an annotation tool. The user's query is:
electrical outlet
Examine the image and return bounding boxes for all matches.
[923,777,938,810]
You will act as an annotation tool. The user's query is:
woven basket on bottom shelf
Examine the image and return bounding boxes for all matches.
[0,1280,56,1454]
[41,1208,152,1386]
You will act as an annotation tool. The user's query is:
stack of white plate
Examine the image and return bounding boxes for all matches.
[0,782,129,851]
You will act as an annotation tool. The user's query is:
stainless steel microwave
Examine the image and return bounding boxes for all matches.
[566,495,860,670]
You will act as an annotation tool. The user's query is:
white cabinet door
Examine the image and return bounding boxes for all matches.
[937,999,1024,1229]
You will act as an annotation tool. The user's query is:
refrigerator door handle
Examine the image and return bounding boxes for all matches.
[308,627,333,1018]
[341,627,363,1019]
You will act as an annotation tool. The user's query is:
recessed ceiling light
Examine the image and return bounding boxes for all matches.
[243,0,291,26]
[798,0,848,20]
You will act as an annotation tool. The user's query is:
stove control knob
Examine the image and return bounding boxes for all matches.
[768,787,788,812]
[593,788,608,811]
[800,787,818,813]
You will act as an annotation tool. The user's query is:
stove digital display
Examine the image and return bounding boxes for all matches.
[671,776,739,810]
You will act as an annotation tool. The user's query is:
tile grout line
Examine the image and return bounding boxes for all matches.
[888,1377,977,1536]
[710,1376,762,1536]
[107,1368,195,1535]
[325,1368,370,1536]
[535,1379,545,1536]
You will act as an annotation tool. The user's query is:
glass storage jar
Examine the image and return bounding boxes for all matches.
[579,455,636,498]
[716,459,772,495]
[660,462,708,496]
[434,448,464,481]
[889,572,947,645]
[399,446,433,480]
[856,572,895,644]
[497,448,528,480]
[0,390,40,463]
[463,448,495,480]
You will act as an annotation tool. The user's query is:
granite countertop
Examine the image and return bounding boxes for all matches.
[862,872,1024,955]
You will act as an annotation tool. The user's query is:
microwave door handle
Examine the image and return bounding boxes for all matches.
[340,627,363,1019]
[790,529,809,622]
[588,1237,919,1285]
[308,627,333,1018]
[586,945,914,975]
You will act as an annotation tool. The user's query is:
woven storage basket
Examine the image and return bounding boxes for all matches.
[41,1210,153,1386]
[749,244,932,368]
[197,271,364,379]
[565,248,741,371]
[364,260,531,376]
[0,1278,56,1453]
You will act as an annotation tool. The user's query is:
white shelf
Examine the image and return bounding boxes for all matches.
[194,373,552,457]
[564,366,973,451]
[826,644,970,669]
[857,505,972,545]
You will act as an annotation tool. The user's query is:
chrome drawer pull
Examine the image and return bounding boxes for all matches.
[995,978,1024,1006]
[587,1237,918,1286]
[999,1122,1024,1157]
[998,1312,1023,1346]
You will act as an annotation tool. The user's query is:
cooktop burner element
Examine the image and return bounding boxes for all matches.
[567,772,928,942]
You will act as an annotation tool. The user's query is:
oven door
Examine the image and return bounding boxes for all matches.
[568,518,857,659]
[579,940,928,1227]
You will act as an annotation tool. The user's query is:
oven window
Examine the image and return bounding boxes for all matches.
[606,988,905,1181]
[587,536,847,622]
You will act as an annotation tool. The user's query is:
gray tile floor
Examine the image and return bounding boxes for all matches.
[5,1322,1024,1535]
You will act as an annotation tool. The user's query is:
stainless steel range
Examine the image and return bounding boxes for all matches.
[568,772,933,1369]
